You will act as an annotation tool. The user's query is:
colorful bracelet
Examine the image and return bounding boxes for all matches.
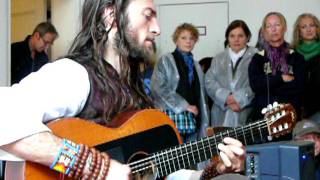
[50,139,80,175]
[51,140,112,179]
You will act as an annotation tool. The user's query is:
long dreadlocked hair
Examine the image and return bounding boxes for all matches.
[66,0,153,123]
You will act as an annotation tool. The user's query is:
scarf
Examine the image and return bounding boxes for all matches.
[296,41,320,61]
[177,48,194,85]
[265,42,290,75]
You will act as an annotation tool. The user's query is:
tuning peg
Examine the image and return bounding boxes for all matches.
[273,101,279,108]
[279,103,284,108]
[261,107,268,114]
[272,127,277,133]
[268,104,273,111]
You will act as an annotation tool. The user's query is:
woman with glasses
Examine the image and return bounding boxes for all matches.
[292,13,320,121]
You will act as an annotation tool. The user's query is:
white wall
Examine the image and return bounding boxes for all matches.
[155,0,320,58]
[50,0,320,60]
[2,0,320,84]
[157,2,229,60]
[0,0,10,86]
[228,0,320,48]
[51,0,83,60]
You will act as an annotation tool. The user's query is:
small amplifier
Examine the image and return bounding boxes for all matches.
[246,141,315,180]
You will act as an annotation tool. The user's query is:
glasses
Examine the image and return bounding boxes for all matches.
[40,36,53,46]
[300,24,317,30]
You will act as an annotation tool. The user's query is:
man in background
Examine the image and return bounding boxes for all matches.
[293,119,320,179]
[11,22,58,85]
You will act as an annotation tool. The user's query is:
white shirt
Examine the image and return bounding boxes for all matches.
[0,59,199,179]
[228,47,247,68]
[0,58,90,160]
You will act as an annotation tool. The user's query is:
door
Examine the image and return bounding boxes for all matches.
[11,0,47,43]
[157,2,229,61]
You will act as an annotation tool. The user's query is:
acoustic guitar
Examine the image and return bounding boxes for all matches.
[25,103,296,179]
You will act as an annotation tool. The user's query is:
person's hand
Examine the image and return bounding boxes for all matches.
[186,105,199,116]
[226,94,241,112]
[282,74,294,82]
[216,137,245,174]
[226,94,235,105]
[229,103,241,112]
[106,159,131,180]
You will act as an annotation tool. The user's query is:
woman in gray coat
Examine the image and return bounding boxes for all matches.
[205,20,257,127]
[151,23,209,142]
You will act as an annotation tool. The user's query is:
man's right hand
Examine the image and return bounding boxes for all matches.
[106,159,131,180]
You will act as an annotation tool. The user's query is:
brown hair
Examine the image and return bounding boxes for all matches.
[172,23,199,43]
[67,0,153,123]
[291,13,320,49]
[32,22,58,37]
[224,19,251,48]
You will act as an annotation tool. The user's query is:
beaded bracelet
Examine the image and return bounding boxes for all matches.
[50,139,80,175]
[101,152,111,179]
[49,138,113,180]
[63,145,111,180]
[200,160,221,180]
[67,144,84,178]
[73,146,90,179]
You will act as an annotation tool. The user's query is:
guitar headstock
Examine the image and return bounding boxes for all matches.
[262,102,297,139]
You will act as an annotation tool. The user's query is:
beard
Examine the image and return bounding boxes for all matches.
[114,24,156,61]
[125,28,156,61]
[113,14,156,63]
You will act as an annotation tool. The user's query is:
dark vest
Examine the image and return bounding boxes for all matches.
[75,59,151,125]
[76,61,111,125]
[172,50,201,125]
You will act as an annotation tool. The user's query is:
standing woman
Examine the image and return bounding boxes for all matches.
[292,13,320,121]
[205,20,256,127]
[151,23,209,142]
[249,12,305,121]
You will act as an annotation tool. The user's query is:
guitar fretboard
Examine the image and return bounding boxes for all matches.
[129,119,269,177]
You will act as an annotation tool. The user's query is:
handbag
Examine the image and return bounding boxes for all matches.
[164,109,196,134]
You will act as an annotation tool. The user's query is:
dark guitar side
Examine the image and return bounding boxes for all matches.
[25,109,182,180]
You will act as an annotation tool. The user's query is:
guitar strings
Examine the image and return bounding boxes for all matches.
[153,123,270,177]
[130,109,293,177]
[130,117,289,177]
[129,120,269,175]
[129,119,272,176]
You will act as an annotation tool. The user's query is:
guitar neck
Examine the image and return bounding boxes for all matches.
[130,119,269,177]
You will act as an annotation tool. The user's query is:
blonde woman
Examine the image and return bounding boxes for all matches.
[249,12,305,121]
[292,13,320,121]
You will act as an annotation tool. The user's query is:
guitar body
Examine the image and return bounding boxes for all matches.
[25,109,182,180]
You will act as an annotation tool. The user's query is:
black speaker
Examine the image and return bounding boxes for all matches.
[246,141,315,180]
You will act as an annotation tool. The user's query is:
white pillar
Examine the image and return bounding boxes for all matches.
[0,0,10,86]
[51,0,83,60]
